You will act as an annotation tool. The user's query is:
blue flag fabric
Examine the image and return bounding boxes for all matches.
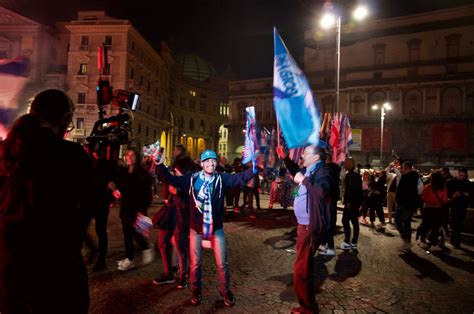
[273,28,321,149]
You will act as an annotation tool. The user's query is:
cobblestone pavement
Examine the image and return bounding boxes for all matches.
[86,194,474,313]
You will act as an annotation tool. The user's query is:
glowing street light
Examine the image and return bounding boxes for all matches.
[320,3,370,113]
[372,102,391,165]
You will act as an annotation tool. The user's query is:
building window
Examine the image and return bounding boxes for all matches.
[147,81,151,92]
[238,103,246,120]
[77,93,86,104]
[373,43,385,65]
[199,120,205,132]
[138,123,141,134]
[76,117,85,129]
[139,75,143,86]
[104,35,112,48]
[265,110,271,119]
[189,100,195,110]
[146,126,149,136]
[130,68,134,79]
[199,101,206,112]
[78,63,88,75]
[407,38,421,62]
[189,118,194,131]
[403,89,422,115]
[351,96,365,115]
[257,111,262,120]
[80,36,89,50]
[445,33,461,59]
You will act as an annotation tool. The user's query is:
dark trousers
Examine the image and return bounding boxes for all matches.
[322,200,338,249]
[451,206,467,246]
[294,224,319,313]
[95,207,109,262]
[122,220,149,260]
[158,227,189,279]
[420,207,442,245]
[244,186,261,210]
[342,204,360,244]
[232,186,241,208]
[369,195,385,223]
[395,205,415,242]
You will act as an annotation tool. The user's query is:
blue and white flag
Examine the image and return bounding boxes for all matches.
[242,106,259,165]
[273,28,321,148]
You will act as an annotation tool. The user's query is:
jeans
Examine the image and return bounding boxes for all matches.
[294,224,319,313]
[190,228,230,294]
[395,205,415,242]
[342,204,360,244]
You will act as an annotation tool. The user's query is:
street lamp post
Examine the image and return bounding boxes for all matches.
[320,3,368,113]
[372,102,391,165]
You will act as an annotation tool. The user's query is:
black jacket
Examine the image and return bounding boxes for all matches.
[395,170,419,209]
[344,168,363,207]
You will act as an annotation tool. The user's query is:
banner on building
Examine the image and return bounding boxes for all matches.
[432,123,466,151]
[349,128,362,151]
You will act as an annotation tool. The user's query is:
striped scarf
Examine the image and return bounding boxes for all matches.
[195,172,215,240]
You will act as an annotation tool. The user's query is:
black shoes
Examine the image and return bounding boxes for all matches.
[152,273,176,285]
[190,289,202,306]
[221,290,236,307]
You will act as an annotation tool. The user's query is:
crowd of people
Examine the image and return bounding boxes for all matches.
[0,89,472,313]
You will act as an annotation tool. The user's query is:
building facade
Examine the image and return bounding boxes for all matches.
[1,7,230,161]
[0,6,68,115]
[227,5,474,167]
[65,11,172,156]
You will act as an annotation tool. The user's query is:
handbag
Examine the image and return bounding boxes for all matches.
[152,196,173,229]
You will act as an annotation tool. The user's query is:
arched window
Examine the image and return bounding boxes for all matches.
[369,91,387,116]
[441,87,462,114]
[403,89,422,115]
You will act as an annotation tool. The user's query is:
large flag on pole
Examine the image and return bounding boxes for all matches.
[242,106,259,166]
[273,27,321,149]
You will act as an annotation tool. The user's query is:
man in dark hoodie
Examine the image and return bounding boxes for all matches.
[156,149,255,308]
[395,161,420,251]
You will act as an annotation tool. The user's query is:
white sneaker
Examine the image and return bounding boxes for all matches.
[351,243,358,250]
[320,248,336,256]
[340,241,352,250]
[117,258,134,271]
[318,244,327,252]
[142,248,155,265]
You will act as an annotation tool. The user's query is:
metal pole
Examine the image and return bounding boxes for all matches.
[380,107,385,165]
[335,15,341,113]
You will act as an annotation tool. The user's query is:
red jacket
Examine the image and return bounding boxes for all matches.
[422,185,448,208]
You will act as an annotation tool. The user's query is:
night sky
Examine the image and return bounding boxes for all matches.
[1,0,472,78]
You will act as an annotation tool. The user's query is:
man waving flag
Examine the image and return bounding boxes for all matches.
[273,28,321,149]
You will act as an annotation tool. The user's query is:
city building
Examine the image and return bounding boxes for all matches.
[227,5,474,167]
[0,6,68,115]
[65,11,172,156]
[171,54,230,159]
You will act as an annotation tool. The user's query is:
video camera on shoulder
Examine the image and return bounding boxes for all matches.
[87,88,140,147]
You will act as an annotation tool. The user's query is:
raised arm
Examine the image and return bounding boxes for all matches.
[222,167,255,189]
[156,163,190,192]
